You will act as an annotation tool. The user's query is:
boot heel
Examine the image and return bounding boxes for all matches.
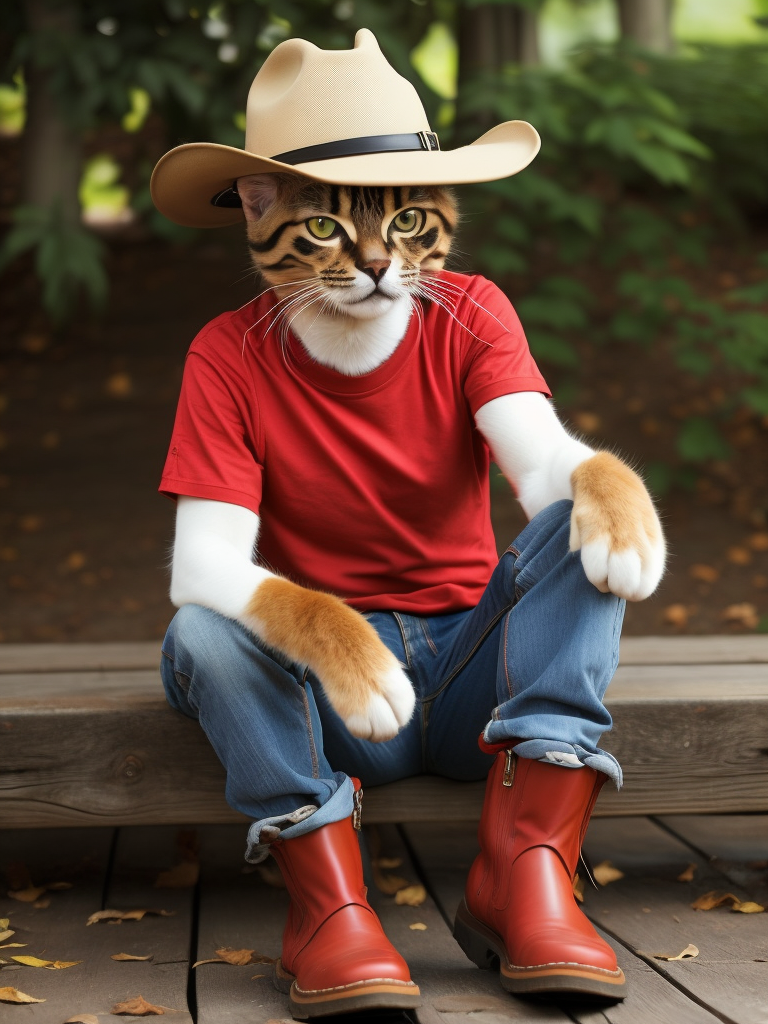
[453,901,499,970]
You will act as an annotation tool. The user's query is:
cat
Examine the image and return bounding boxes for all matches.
[169,174,665,742]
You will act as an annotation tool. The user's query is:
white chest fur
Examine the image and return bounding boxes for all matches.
[291,295,412,376]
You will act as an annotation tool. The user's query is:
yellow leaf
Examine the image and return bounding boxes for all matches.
[87,908,174,926]
[691,891,741,911]
[0,930,14,943]
[111,994,165,1015]
[0,919,8,930]
[394,885,427,907]
[7,886,46,903]
[653,944,699,961]
[111,952,153,961]
[373,870,411,896]
[0,943,25,949]
[732,901,765,914]
[64,1016,100,1023]
[409,922,428,931]
[50,960,83,970]
[11,955,53,968]
[154,862,199,889]
[677,863,697,882]
[592,861,624,885]
[0,986,45,1004]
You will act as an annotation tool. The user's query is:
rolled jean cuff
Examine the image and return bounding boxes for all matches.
[482,725,623,789]
[244,775,356,863]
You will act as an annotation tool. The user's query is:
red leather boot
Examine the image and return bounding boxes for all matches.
[454,739,626,999]
[268,784,420,1019]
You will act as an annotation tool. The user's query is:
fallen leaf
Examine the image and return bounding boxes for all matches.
[250,973,266,979]
[373,857,403,870]
[0,986,45,1003]
[105,373,133,398]
[192,959,226,968]
[690,890,761,911]
[215,947,275,966]
[732,901,765,914]
[154,862,199,889]
[409,922,428,931]
[593,861,624,885]
[572,873,585,903]
[727,546,752,565]
[721,603,759,628]
[652,944,699,961]
[677,863,697,882]
[394,885,427,907]
[33,898,51,909]
[7,886,46,903]
[111,953,154,961]
[689,564,719,583]
[663,604,689,627]
[11,955,81,969]
[87,908,174,926]
[111,995,165,1015]
[0,930,14,943]
[0,920,8,930]
[64,1016,99,1024]
[0,943,25,949]
[373,872,411,896]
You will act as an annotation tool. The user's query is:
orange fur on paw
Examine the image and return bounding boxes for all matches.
[570,452,665,600]
[246,577,400,724]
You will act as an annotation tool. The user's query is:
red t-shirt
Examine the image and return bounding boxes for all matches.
[160,271,549,614]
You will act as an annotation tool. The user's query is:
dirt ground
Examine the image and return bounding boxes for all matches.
[1,220,768,644]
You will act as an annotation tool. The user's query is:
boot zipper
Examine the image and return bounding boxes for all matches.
[502,748,516,787]
[352,786,363,831]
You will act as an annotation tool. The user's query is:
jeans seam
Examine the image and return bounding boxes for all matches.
[392,612,413,669]
[301,668,320,779]
[502,611,514,700]
[423,602,514,703]
[419,618,438,656]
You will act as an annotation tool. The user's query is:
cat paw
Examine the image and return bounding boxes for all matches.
[344,661,416,742]
[570,452,666,601]
[247,577,416,741]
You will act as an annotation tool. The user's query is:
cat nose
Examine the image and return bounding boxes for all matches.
[360,259,391,284]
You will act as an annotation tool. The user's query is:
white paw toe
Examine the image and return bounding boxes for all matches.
[381,664,416,728]
[346,693,400,743]
[580,539,610,593]
[607,548,642,600]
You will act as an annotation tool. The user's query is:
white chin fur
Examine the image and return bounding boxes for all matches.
[292,292,412,376]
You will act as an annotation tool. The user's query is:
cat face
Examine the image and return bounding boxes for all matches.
[238,174,457,322]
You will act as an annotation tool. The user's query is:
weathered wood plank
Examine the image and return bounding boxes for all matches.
[402,822,725,1024]
[2,635,766,674]
[582,816,768,1024]
[0,642,161,673]
[656,815,768,906]
[0,827,195,1021]
[618,635,768,665]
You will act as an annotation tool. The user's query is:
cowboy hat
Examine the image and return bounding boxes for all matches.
[151,28,540,228]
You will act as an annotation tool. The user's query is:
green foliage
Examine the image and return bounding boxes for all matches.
[458,42,768,469]
[0,203,107,324]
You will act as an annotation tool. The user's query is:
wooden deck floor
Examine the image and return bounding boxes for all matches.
[1,815,766,1024]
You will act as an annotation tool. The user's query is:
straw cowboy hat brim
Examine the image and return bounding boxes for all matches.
[151,29,540,229]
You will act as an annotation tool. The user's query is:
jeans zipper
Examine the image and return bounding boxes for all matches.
[426,602,513,703]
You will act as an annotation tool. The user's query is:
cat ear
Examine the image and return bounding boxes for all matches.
[237,174,279,222]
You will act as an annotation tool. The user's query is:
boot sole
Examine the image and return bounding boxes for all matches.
[274,958,421,1019]
[454,900,626,1000]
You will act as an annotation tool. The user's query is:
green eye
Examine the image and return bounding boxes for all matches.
[306,217,338,239]
[392,209,423,233]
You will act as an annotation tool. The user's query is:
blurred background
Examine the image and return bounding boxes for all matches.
[1,0,768,642]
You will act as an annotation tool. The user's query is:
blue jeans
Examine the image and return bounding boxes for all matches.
[160,501,624,862]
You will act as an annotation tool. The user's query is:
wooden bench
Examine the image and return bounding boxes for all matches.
[2,635,768,829]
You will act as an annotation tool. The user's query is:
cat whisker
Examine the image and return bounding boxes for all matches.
[246,284,326,354]
[411,284,493,348]
[420,274,515,335]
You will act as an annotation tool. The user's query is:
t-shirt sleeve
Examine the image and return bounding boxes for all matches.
[159,327,264,515]
[458,275,551,414]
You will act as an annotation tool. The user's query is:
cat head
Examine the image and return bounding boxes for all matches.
[238,173,457,322]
